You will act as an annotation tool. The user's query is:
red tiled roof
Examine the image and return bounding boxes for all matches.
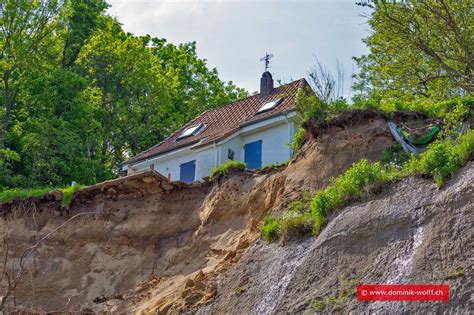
[125,78,310,165]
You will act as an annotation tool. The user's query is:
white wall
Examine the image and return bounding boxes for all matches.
[129,146,216,181]
[219,135,242,164]
[240,121,293,166]
[126,113,298,182]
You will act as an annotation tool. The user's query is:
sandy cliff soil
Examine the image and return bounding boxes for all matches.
[1,110,471,314]
[200,163,473,314]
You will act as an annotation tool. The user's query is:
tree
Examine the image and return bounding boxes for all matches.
[77,19,247,170]
[353,0,473,102]
[61,0,109,68]
[0,0,63,148]
[149,39,247,134]
[16,67,108,186]
[0,5,247,189]
[76,18,170,169]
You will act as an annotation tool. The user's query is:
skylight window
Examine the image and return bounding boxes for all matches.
[257,98,283,114]
[177,123,205,140]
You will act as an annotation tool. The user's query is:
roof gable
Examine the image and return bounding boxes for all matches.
[125,78,310,165]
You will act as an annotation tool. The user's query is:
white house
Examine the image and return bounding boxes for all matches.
[122,72,311,182]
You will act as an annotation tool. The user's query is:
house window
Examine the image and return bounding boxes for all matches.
[177,123,205,140]
[244,140,262,169]
[256,98,283,114]
[228,149,234,160]
[180,160,196,183]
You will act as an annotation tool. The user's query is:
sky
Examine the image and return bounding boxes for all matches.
[107,0,371,96]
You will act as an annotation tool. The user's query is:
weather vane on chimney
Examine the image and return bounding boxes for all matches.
[260,53,273,72]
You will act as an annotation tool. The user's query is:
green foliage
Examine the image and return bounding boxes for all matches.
[353,96,473,120]
[279,212,313,243]
[0,148,22,188]
[0,187,52,203]
[295,89,349,124]
[261,160,290,171]
[210,160,246,177]
[290,127,306,151]
[405,129,474,188]
[260,215,280,242]
[353,1,473,103]
[381,143,410,167]
[61,0,109,68]
[61,184,84,207]
[262,159,401,241]
[287,199,305,214]
[291,89,349,152]
[446,266,465,280]
[287,190,311,214]
[263,127,473,242]
[0,3,246,190]
[443,101,471,137]
[310,159,399,234]
[307,276,358,312]
[308,299,325,312]
[0,183,85,207]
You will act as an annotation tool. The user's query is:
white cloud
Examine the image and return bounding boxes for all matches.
[107,0,370,96]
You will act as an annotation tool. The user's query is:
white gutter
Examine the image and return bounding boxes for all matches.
[125,110,298,170]
[283,113,293,157]
[213,142,219,168]
[127,145,189,169]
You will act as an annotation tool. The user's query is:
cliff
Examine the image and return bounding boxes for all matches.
[0,110,471,314]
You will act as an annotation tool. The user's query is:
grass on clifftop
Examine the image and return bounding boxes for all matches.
[0,184,85,207]
[60,184,84,207]
[262,129,474,242]
[261,160,290,171]
[0,187,53,203]
[210,160,246,177]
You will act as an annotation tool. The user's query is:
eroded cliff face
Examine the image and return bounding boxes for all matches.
[0,110,471,314]
[200,163,473,314]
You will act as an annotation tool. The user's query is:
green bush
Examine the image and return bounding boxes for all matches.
[279,212,313,242]
[290,127,306,151]
[260,215,280,241]
[290,89,350,152]
[310,159,399,234]
[263,159,401,241]
[262,129,473,242]
[61,184,84,207]
[353,95,473,119]
[405,129,474,187]
[287,190,311,214]
[210,160,246,177]
[381,143,410,167]
[263,93,473,242]
[295,89,350,123]
[442,101,471,136]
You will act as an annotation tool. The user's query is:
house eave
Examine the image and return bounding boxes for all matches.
[123,109,298,169]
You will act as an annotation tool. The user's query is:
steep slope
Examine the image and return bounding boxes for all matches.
[1,109,470,314]
[200,163,473,314]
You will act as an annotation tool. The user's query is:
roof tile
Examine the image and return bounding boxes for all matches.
[125,78,309,164]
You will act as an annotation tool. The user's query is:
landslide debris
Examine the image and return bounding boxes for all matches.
[1,109,468,314]
[200,162,473,314]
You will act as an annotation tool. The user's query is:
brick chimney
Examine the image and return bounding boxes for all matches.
[260,71,274,97]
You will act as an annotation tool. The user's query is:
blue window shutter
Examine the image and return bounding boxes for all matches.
[180,160,196,183]
[244,140,262,169]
